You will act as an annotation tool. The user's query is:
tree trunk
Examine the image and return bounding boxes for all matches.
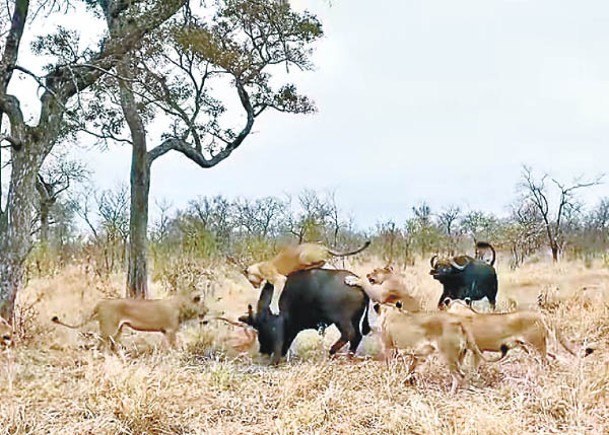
[0,145,43,318]
[39,201,50,246]
[118,55,150,299]
[126,151,150,298]
[551,243,559,262]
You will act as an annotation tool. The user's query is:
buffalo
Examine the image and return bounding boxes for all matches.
[239,268,371,364]
[430,247,498,309]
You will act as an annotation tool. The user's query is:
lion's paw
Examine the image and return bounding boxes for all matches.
[344,275,360,286]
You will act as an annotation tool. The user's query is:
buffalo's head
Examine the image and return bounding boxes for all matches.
[238,282,281,355]
[429,254,474,281]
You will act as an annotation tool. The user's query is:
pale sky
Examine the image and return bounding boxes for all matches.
[7,0,609,228]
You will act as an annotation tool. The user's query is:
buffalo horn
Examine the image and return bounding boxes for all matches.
[449,258,467,270]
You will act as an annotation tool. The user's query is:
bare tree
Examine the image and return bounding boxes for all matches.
[35,156,88,245]
[519,165,602,262]
[289,190,333,243]
[504,201,545,268]
[150,199,173,244]
[437,206,461,237]
[437,205,461,254]
[234,197,287,239]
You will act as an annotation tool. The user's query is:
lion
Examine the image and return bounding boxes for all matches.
[0,316,12,347]
[444,298,593,368]
[344,266,423,312]
[52,293,209,350]
[375,302,503,393]
[245,240,370,313]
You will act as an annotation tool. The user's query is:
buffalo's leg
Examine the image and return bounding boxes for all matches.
[437,293,449,308]
[348,314,364,355]
[281,328,299,357]
[488,296,497,311]
[329,337,348,355]
[330,320,356,356]
[271,323,285,365]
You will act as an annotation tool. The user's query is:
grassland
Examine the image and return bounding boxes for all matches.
[1,256,608,434]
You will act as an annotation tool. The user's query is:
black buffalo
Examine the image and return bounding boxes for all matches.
[239,268,371,364]
[430,253,498,309]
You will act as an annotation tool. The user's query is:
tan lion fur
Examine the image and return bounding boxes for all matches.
[375,304,501,393]
[344,266,424,312]
[445,299,592,368]
[246,241,369,313]
[52,293,208,350]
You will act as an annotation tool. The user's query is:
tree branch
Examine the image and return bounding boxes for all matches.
[147,79,255,167]
[0,0,28,91]
[0,0,28,134]
[37,0,187,143]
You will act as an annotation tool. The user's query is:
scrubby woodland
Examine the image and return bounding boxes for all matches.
[1,1,609,434]
[25,175,609,287]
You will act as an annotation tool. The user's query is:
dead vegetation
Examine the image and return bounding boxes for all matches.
[1,258,608,434]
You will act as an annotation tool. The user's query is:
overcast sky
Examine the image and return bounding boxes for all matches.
[10,0,609,229]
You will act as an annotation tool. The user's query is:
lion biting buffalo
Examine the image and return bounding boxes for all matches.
[239,268,371,364]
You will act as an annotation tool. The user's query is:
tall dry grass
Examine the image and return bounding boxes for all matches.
[1,257,608,434]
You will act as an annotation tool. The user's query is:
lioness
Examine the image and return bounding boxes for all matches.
[375,302,502,393]
[0,316,12,347]
[445,298,593,368]
[245,241,370,313]
[344,266,423,311]
[52,293,208,350]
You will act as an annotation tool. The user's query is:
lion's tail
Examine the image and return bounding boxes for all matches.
[51,308,97,330]
[555,325,594,357]
[327,240,371,257]
[540,316,594,358]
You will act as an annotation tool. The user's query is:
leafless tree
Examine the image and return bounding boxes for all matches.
[519,165,602,262]
[234,197,288,239]
[35,156,88,245]
[150,199,173,244]
[288,190,333,243]
[437,206,461,237]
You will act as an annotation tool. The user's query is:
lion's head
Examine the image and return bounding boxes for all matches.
[367,266,395,284]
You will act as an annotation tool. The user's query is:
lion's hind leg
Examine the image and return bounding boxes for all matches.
[98,319,124,352]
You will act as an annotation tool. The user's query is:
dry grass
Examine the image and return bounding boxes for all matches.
[2,257,609,434]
